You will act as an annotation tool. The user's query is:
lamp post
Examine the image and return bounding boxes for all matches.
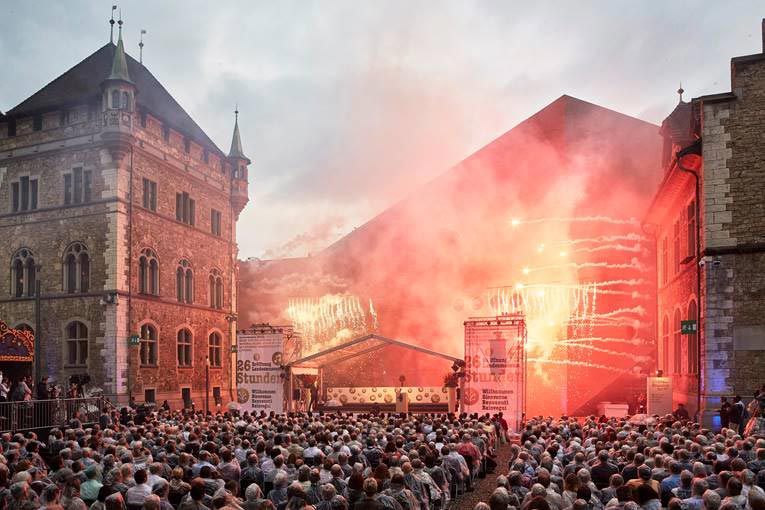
[204,355,210,415]
[33,262,42,385]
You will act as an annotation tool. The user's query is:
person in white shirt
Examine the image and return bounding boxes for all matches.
[126,469,152,508]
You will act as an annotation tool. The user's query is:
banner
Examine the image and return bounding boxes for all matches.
[236,331,284,414]
[463,317,525,430]
[646,376,673,416]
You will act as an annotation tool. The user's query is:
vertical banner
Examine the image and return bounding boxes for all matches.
[464,316,525,430]
[236,330,284,414]
[646,376,673,416]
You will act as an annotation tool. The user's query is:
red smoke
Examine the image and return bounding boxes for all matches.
[239,95,662,416]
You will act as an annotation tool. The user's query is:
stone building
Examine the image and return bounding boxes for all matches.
[0,28,250,407]
[644,20,765,425]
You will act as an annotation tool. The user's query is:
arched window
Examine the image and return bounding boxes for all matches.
[140,323,158,366]
[176,260,193,304]
[177,328,192,367]
[122,91,130,111]
[10,248,36,298]
[111,90,121,109]
[661,315,669,373]
[66,321,88,366]
[63,242,90,293]
[673,309,682,374]
[209,268,223,309]
[139,249,159,295]
[209,332,222,367]
[688,300,698,374]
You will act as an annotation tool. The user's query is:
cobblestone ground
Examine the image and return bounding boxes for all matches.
[448,441,511,509]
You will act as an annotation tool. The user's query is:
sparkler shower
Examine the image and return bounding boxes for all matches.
[239,95,663,416]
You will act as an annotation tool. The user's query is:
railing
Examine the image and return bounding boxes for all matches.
[0,397,104,433]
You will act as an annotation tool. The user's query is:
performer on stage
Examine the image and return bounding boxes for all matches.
[308,380,319,412]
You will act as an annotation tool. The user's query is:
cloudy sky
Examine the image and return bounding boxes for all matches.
[1,2,763,259]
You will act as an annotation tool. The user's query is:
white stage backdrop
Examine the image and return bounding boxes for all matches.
[463,317,525,430]
[236,331,284,414]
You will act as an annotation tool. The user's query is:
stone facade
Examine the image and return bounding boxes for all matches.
[646,26,765,426]
[0,38,249,409]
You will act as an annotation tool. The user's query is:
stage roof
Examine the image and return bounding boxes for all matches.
[286,334,461,370]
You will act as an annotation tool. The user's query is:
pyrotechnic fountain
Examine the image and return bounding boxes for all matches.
[486,215,654,414]
[286,294,379,355]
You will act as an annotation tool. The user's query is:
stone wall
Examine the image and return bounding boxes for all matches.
[697,54,765,425]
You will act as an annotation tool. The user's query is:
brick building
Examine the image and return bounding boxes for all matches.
[644,20,765,425]
[0,28,250,407]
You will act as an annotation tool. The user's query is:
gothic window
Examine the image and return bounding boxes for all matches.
[177,328,192,367]
[111,90,120,109]
[688,300,698,374]
[208,332,222,368]
[66,321,88,366]
[176,260,193,304]
[140,323,158,366]
[63,242,90,293]
[673,309,682,375]
[661,237,668,286]
[122,91,130,111]
[139,248,159,295]
[209,269,223,309]
[10,248,36,298]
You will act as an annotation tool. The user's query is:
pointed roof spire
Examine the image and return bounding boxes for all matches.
[228,106,248,160]
[677,82,685,102]
[107,11,132,83]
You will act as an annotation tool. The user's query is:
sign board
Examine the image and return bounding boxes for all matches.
[681,320,697,335]
[236,331,284,414]
[128,335,140,346]
[463,316,525,430]
[647,376,673,416]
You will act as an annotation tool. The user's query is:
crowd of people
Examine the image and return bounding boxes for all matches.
[0,405,507,510]
[0,387,762,510]
[470,410,765,510]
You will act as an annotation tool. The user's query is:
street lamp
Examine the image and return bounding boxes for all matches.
[204,355,210,415]
[33,262,42,385]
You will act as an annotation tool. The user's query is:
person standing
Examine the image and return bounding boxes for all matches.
[0,375,9,402]
[37,376,49,400]
[719,397,732,431]
[730,396,745,434]
[674,403,690,421]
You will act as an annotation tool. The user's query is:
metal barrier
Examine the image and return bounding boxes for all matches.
[0,397,104,433]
